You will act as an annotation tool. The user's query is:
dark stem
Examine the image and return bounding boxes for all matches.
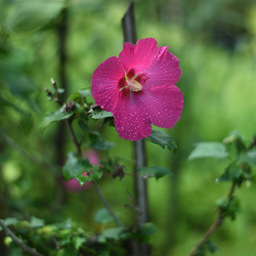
[122,2,150,255]
[0,219,45,256]
[92,181,124,227]
[187,182,236,256]
[65,120,82,155]
[47,79,124,227]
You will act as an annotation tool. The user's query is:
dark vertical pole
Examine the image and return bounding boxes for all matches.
[55,7,68,165]
[122,2,150,255]
[54,7,69,204]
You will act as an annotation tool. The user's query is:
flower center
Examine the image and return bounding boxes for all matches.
[119,71,143,92]
[127,79,142,92]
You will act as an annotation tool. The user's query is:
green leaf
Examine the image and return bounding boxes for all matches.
[238,149,256,166]
[74,237,86,250]
[94,208,114,224]
[29,216,45,228]
[139,222,158,236]
[58,88,65,94]
[78,120,89,133]
[101,227,125,239]
[68,89,90,102]
[62,153,93,181]
[145,129,177,152]
[223,131,246,153]
[206,241,219,253]
[216,163,243,182]
[6,1,65,33]
[88,132,115,150]
[76,167,103,184]
[0,218,20,231]
[40,106,74,132]
[188,142,229,160]
[91,108,113,119]
[101,116,115,127]
[138,166,172,180]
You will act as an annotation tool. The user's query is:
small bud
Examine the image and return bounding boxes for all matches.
[62,101,76,112]
[112,164,125,180]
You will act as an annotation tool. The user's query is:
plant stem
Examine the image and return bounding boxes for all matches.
[0,219,45,256]
[92,181,124,227]
[65,120,82,156]
[47,79,124,228]
[187,181,236,256]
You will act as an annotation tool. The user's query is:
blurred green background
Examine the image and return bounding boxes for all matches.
[1,0,256,255]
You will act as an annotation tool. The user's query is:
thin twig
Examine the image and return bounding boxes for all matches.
[0,219,45,256]
[65,119,82,155]
[92,181,124,227]
[46,78,124,227]
[187,182,236,256]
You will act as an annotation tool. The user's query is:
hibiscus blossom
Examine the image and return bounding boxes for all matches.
[91,38,183,141]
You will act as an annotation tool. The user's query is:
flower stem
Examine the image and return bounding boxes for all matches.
[47,79,124,228]
[0,219,45,256]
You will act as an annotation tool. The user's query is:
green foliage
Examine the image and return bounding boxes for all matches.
[123,223,158,242]
[217,163,251,184]
[62,152,93,181]
[90,108,113,120]
[188,142,229,160]
[145,129,177,152]
[216,197,240,220]
[94,208,114,224]
[238,149,256,166]
[40,106,74,132]
[5,1,65,33]
[87,132,115,150]
[68,89,91,104]
[195,241,219,256]
[138,166,172,180]
[223,131,247,153]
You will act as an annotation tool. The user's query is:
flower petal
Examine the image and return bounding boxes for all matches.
[113,91,152,141]
[144,46,181,88]
[133,85,184,129]
[91,56,125,112]
[118,38,157,74]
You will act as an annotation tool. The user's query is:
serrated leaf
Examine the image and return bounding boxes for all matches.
[88,132,115,150]
[29,216,45,228]
[94,208,114,224]
[76,167,103,185]
[138,166,172,180]
[91,108,113,119]
[188,142,229,160]
[40,106,73,132]
[145,129,177,152]
[62,153,93,181]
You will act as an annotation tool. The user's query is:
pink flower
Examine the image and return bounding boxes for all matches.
[91,38,183,141]
[64,150,100,192]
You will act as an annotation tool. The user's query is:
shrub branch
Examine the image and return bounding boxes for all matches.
[46,79,124,228]
[0,219,45,256]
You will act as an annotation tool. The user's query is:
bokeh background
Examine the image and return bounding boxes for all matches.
[1,0,256,255]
